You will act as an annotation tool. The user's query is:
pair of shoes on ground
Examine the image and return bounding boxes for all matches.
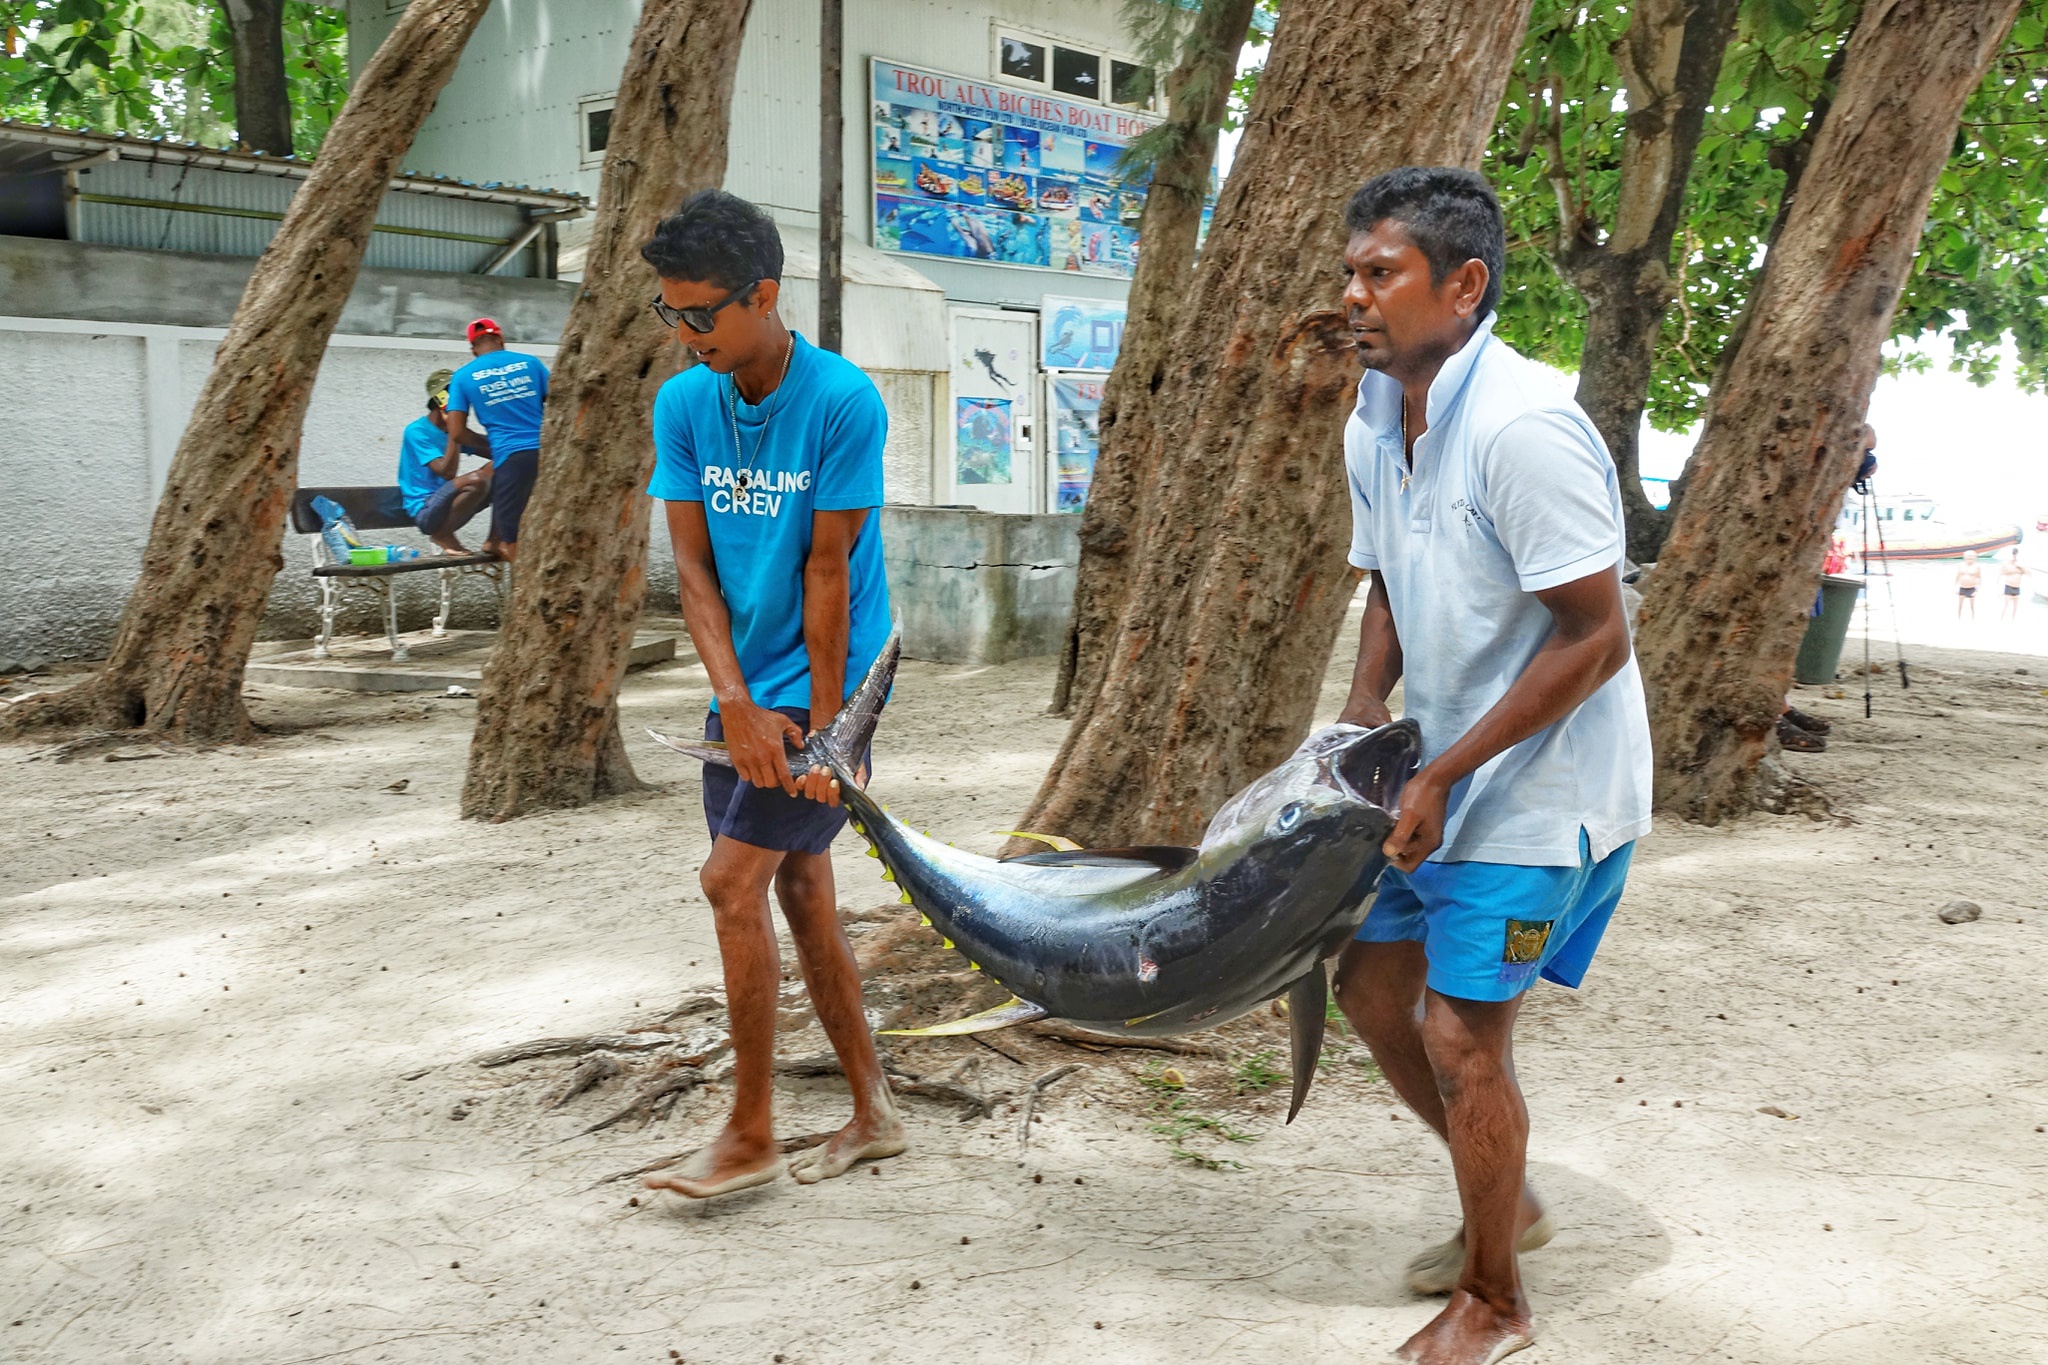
[1778,706,1831,752]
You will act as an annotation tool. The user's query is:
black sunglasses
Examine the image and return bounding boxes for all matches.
[650,279,759,334]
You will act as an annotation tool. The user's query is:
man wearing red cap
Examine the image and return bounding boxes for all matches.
[443,318,550,561]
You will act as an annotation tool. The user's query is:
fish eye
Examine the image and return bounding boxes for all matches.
[1272,801,1308,834]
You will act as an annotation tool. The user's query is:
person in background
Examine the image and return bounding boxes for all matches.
[397,367,492,555]
[1999,547,2026,622]
[444,318,549,562]
[1956,549,1982,620]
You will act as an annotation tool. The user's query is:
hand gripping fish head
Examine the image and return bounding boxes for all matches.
[648,634,1421,1122]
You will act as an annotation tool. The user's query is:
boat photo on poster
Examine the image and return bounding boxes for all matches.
[871,58,1159,278]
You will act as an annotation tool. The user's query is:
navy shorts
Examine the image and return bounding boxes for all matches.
[413,479,481,537]
[489,447,540,545]
[702,706,870,855]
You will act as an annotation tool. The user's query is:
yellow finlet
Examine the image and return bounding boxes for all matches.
[995,830,1082,852]
[941,937,955,949]
[918,914,932,927]
[899,890,914,904]
[863,846,879,859]
[880,868,896,882]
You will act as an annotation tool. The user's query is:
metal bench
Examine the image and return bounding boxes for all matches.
[290,486,504,662]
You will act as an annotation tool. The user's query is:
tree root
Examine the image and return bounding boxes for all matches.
[1026,1021,1225,1057]
[1017,1064,1079,1149]
[577,1065,708,1135]
[473,1031,688,1067]
[545,1053,622,1109]
[591,1131,834,1188]
[777,1050,996,1118]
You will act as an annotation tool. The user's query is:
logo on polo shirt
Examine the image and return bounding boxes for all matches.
[702,464,812,516]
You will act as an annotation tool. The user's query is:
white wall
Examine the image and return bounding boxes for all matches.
[0,312,940,669]
[0,317,549,670]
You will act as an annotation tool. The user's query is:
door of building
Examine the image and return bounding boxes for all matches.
[945,305,1038,513]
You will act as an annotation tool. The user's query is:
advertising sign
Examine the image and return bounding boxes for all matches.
[955,396,1014,485]
[1050,374,1105,511]
[1042,295,1127,371]
[872,58,1160,278]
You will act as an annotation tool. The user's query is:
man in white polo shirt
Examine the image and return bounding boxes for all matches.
[1326,167,1652,1365]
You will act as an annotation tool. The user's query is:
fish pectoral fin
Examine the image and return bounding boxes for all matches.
[645,730,734,768]
[1284,966,1329,1125]
[994,829,1083,853]
[879,995,1050,1037]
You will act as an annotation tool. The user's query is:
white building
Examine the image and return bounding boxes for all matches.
[345,0,1170,515]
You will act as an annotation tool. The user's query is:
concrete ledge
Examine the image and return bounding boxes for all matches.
[0,235,576,342]
[246,630,679,693]
[881,505,1079,664]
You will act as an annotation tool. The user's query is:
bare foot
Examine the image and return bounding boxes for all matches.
[643,1127,780,1200]
[1405,1189,1551,1295]
[1391,1289,1533,1365]
[478,539,504,560]
[429,533,469,556]
[788,1108,907,1184]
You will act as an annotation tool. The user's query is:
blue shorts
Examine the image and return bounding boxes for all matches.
[701,707,868,855]
[1355,832,1635,1002]
[413,479,482,537]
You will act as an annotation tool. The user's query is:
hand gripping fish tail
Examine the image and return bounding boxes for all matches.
[648,638,1423,1122]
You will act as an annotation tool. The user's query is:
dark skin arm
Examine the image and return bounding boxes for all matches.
[1354,566,1635,873]
[667,500,805,795]
[796,508,872,807]
[1336,571,1404,730]
[436,408,491,478]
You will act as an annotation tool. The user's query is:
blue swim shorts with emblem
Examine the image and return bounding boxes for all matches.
[1355,830,1634,1002]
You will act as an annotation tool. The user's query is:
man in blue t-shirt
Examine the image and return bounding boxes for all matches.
[443,318,549,561]
[639,190,903,1204]
[396,366,492,554]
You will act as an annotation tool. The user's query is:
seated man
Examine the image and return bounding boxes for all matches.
[398,367,492,554]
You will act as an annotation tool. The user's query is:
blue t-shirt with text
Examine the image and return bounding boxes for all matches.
[447,349,548,460]
[395,414,448,516]
[647,333,891,713]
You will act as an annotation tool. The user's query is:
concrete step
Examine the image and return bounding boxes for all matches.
[245,629,680,694]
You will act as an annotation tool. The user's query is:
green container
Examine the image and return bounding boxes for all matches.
[1794,574,1864,684]
[346,545,388,566]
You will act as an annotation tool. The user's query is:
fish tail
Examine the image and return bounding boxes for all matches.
[811,625,900,784]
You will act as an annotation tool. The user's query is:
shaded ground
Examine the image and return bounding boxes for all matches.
[2,614,2045,1364]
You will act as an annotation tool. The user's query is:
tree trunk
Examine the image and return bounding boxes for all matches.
[1049,0,1258,716]
[0,0,491,747]
[1556,0,1741,564]
[459,0,753,822]
[220,0,294,156]
[1634,0,2020,824]
[1014,0,1533,850]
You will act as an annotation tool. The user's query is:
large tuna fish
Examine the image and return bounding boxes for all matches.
[650,634,1420,1121]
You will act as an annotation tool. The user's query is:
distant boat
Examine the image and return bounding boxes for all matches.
[1837,494,2021,561]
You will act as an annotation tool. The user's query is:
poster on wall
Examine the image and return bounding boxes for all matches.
[1050,374,1104,511]
[872,58,1160,279]
[1042,295,1127,370]
[955,396,1014,485]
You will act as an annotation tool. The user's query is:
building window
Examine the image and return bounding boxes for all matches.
[1110,60,1152,107]
[580,96,614,168]
[992,27,1158,112]
[998,35,1045,84]
[1050,45,1102,100]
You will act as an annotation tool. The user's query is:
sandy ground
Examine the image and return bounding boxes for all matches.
[4,605,2047,1365]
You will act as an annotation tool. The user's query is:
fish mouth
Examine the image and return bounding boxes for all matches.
[1329,719,1422,812]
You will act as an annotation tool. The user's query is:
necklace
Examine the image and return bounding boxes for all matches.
[726,331,795,478]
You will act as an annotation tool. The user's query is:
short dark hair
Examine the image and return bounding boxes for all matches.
[640,189,783,292]
[1344,167,1504,318]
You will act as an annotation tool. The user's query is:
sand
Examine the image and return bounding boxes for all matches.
[3,608,2046,1364]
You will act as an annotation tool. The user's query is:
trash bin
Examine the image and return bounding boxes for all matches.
[1794,574,1865,684]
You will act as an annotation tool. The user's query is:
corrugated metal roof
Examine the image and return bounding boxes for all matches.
[0,120,588,209]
